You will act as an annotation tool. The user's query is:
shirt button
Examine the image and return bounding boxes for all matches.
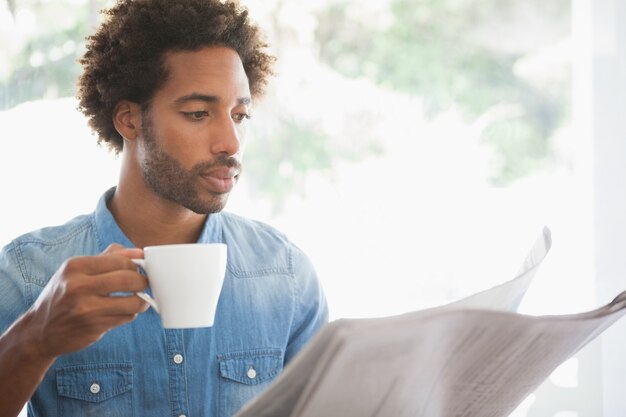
[247,367,257,379]
[173,354,184,364]
[90,383,101,394]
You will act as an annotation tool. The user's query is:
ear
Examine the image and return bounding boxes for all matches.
[112,100,142,141]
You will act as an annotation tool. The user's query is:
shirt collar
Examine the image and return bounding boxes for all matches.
[93,187,223,251]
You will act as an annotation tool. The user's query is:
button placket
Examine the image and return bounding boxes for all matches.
[165,329,190,417]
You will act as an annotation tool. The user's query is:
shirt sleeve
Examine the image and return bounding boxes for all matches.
[284,242,329,363]
[0,241,29,335]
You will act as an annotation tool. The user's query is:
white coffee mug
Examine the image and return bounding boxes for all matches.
[132,243,227,328]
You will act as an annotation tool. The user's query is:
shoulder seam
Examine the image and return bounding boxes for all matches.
[14,217,93,247]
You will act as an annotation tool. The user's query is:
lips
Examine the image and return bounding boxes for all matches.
[200,167,240,194]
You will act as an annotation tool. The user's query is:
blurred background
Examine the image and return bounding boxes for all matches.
[1,0,625,416]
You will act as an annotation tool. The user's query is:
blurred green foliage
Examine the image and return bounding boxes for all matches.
[0,23,86,109]
[314,0,570,185]
[244,118,334,210]
[1,0,572,206]
[245,113,386,210]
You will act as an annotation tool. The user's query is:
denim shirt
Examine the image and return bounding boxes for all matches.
[0,188,328,417]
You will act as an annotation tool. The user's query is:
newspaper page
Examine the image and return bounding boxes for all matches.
[233,227,555,417]
[442,225,551,312]
[236,293,626,417]
[290,302,626,417]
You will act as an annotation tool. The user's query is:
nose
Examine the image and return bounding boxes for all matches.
[210,114,241,157]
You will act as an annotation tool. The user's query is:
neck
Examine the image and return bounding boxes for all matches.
[109,155,207,248]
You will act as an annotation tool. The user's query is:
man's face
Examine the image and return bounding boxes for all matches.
[138,46,252,214]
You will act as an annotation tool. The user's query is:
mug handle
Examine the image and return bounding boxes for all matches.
[131,259,160,313]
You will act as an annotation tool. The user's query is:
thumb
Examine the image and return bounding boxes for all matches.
[101,243,144,259]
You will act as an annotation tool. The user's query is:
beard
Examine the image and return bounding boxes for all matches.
[140,111,241,214]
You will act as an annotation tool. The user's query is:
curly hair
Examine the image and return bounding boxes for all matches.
[78,0,275,152]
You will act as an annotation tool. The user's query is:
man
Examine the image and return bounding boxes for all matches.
[0,1,328,416]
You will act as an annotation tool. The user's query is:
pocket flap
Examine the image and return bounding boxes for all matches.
[56,363,133,403]
[218,348,283,385]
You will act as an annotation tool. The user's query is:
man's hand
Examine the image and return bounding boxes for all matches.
[26,243,149,359]
[0,244,149,417]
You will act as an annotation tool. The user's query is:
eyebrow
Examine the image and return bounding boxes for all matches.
[174,93,251,106]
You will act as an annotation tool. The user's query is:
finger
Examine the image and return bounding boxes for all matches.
[105,296,150,316]
[102,311,144,330]
[101,244,144,259]
[63,254,142,276]
[93,294,150,316]
[91,270,149,295]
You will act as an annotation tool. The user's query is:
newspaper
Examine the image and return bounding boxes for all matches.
[234,227,626,417]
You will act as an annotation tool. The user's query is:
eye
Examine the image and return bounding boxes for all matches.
[232,113,251,123]
[181,111,209,121]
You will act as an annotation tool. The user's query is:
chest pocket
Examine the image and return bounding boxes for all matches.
[217,348,283,417]
[56,363,133,417]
